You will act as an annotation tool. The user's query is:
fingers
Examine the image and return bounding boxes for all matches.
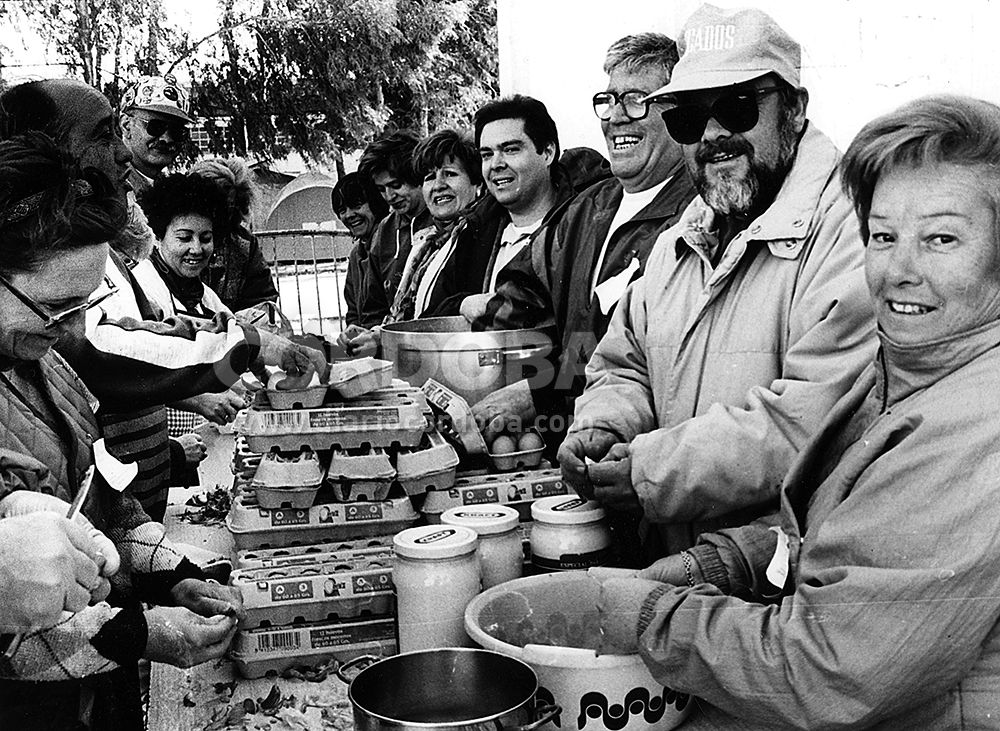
[64,582,93,614]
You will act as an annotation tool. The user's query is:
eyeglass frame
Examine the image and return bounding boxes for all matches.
[657,86,784,144]
[0,271,119,330]
[592,90,654,122]
[130,114,191,142]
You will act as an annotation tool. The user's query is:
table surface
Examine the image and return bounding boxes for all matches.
[147,425,355,731]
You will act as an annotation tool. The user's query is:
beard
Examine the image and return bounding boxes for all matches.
[691,115,800,217]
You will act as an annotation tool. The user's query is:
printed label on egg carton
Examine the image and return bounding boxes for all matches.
[243,399,430,453]
[226,493,419,551]
[237,537,394,569]
[420,379,488,456]
[422,468,567,522]
[232,558,395,629]
[231,617,397,679]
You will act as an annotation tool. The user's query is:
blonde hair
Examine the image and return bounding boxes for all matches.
[189,157,256,223]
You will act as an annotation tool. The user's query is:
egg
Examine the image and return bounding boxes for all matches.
[517,432,544,452]
[491,435,517,455]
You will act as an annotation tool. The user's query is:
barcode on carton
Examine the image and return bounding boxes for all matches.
[261,411,306,429]
[256,630,301,653]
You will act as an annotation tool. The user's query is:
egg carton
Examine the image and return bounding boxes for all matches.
[236,537,395,569]
[226,493,419,551]
[251,450,324,509]
[394,429,459,496]
[421,379,488,456]
[232,437,263,480]
[243,398,429,453]
[325,448,396,502]
[231,558,394,629]
[237,546,393,571]
[231,616,397,679]
[422,468,568,523]
[487,428,545,472]
[327,357,394,399]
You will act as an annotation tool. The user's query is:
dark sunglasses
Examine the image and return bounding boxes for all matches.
[0,272,118,330]
[592,90,651,122]
[136,116,190,142]
[659,87,782,144]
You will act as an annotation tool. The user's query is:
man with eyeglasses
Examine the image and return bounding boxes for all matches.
[561,4,877,563]
[468,34,696,479]
[120,75,192,197]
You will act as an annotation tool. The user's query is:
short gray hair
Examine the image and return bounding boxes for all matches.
[603,33,679,76]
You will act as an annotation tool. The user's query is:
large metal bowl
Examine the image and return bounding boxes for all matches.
[380,317,555,406]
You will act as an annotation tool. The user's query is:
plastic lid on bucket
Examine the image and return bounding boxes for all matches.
[441,504,519,535]
[531,496,606,525]
[394,524,478,559]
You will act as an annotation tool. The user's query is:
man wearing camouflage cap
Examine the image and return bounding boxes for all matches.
[561,4,876,562]
[120,74,193,196]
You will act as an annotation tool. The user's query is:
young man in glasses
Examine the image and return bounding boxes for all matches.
[120,75,192,197]
[467,35,696,475]
[560,4,877,564]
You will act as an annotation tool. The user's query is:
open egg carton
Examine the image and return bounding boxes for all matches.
[231,552,394,629]
[422,468,568,523]
[264,368,329,410]
[243,396,429,453]
[325,448,396,502]
[326,357,394,398]
[232,436,263,481]
[421,379,489,457]
[393,428,460,495]
[231,616,397,679]
[486,428,546,472]
[226,489,419,551]
[250,449,324,509]
[237,536,395,570]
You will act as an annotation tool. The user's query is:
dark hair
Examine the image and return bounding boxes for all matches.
[603,33,679,76]
[841,94,1000,242]
[358,130,422,186]
[0,132,124,273]
[0,80,76,142]
[139,173,230,241]
[331,172,389,220]
[412,129,483,186]
[474,95,560,163]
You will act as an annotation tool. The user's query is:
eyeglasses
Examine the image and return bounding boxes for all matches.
[135,116,190,142]
[0,272,119,330]
[659,87,783,145]
[592,90,651,121]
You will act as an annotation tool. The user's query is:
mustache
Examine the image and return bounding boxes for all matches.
[695,137,754,165]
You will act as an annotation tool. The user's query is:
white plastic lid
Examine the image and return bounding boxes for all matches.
[440,504,519,536]
[393,524,478,559]
[531,496,606,525]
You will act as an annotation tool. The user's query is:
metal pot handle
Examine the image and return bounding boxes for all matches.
[335,654,379,684]
[499,704,561,731]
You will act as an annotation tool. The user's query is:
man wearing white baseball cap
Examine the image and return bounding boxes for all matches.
[120,74,193,196]
[561,4,876,562]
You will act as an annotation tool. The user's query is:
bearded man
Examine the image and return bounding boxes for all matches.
[559,3,877,562]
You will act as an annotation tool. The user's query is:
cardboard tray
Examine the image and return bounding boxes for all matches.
[236,537,394,569]
[231,617,397,679]
[236,546,393,571]
[327,357,394,399]
[487,428,545,472]
[421,468,567,523]
[232,558,394,629]
[421,379,488,456]
[326,448,396,502]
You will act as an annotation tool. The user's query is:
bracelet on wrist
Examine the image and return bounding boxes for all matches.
[681,550,696,587]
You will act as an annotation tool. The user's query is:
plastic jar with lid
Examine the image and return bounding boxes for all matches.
[441,504,523,589]
[530,496,612,572]
[393,524,480,652]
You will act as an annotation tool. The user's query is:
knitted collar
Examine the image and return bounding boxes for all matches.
[150,246,205,312]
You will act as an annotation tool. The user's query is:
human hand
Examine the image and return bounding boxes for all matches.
[143,605,238,668]
[472,380,536,442]
[459,293,493,323]
[258,331,329,382]
[557,428,622,499]
[171,578,245,621]
[636,553,687,586]
[0,512,119,632]
[338,324,379,358]
[187,391,243,425]
[587,443,640,511]
[174,433,208,468]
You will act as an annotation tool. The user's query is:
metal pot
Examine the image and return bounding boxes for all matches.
[380,316,555,406]
[337,649,560,731]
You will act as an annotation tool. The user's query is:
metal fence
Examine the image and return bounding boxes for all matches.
[257,228,354,336]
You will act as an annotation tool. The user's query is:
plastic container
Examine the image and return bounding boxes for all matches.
[465,572,691,731]
[243,398,428,453]
[328,357,394,398]
[530,497,612,572]
[251,450,323,509]
[441,505,522,589]
[231,556,394,628]
[326,448,396,502]
[421,468,568,523]
[226,493,419,551]
[231,616,397,679]
[487,429,545,472]
[394,429,459,496]
[393,525,480,652]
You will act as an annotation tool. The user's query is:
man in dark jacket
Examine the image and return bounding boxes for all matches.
[470,33,696,445]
